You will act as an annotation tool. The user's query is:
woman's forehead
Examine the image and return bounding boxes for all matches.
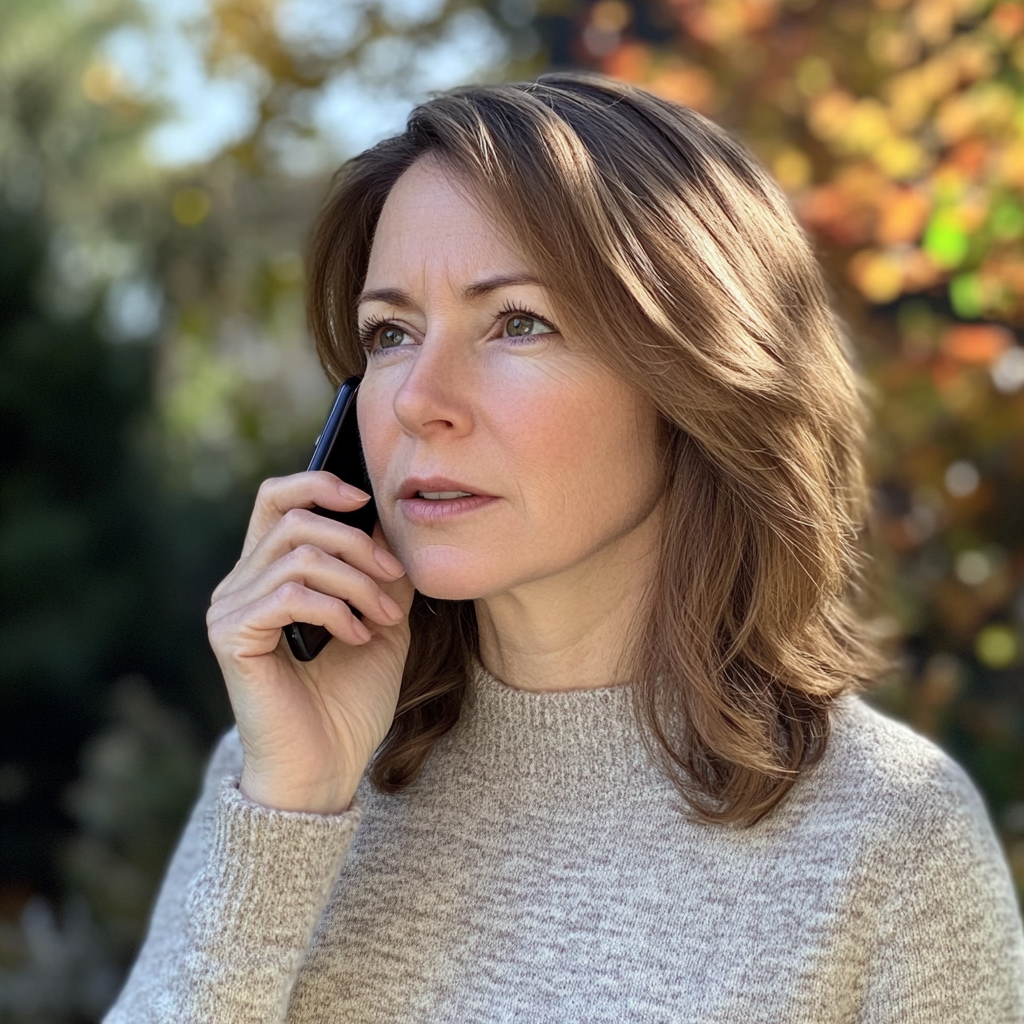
[366,161,537,294]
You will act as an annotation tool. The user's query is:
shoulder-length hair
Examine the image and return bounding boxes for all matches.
[306,70,893,826]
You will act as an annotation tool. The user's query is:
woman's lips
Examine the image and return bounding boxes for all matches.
[398,494,500,522]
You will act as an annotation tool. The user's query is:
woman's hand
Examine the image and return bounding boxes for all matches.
[206,472,415,815]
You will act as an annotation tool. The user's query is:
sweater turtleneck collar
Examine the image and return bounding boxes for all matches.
[428,654,660,796]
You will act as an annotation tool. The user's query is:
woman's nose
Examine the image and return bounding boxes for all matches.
[390,329,475,438]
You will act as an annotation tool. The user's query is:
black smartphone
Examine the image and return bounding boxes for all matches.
[283,375,377,662]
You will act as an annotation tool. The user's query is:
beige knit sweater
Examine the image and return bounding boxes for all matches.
[105,657,1024,1023]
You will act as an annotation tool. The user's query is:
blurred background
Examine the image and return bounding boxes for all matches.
[1,0,1022,1016]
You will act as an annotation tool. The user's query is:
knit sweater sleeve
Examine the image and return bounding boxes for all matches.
[102,727,363,1023]
[859,754,1024,1024]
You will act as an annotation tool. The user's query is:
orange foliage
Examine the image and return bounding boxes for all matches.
[593,0,1024,324]
[943,323,1014,362]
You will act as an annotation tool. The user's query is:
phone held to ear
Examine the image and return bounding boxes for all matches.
[283,375,377,662]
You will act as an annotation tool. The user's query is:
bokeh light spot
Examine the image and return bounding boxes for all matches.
[796,57,833,98]
[923,210,969,268]
[955,549,992,585]
[848,249,904,303]
[82,62,123,104]
[991,199,1024,240]
[172,188,211,226]
[991,347,1024,392]
[949,273,984,318]
[773,148,812,191]
[945,459,980,497]
[975,625,1019,669]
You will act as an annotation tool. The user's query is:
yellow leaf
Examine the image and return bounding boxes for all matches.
[772,147,812,191]
[935,94,977,144]
[875,137,929,178]
[998,141,1024,188]
[849,249,905,303]
[842,98,893,154]
[809,90,857,141]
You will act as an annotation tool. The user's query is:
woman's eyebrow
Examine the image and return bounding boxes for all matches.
[356,273,541,308]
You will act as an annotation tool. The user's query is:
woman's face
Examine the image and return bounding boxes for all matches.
[357,157,665,603]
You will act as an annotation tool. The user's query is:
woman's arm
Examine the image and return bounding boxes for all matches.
[102,727,363,1023]
[101,468,413,1020]
[861,757,1024,1024]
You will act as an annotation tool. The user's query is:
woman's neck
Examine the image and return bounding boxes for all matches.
[473,499,663,693]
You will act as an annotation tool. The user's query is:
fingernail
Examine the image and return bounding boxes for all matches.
[374,547,405,576]
[340,482,371,501]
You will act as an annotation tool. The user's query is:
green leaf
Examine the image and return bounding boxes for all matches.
[923,210,969,269]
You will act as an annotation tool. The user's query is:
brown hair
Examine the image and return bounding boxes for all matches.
[306,70,893,826]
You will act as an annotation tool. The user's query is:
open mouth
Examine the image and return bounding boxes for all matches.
[400,492,498,521]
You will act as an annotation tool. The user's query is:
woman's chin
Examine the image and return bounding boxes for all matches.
[411,578,487,602]
[394,547,494,599]
[403,562,496,603]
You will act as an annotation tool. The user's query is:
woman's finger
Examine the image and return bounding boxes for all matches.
[209,581,373,661]
[240,471,372,558]
[213,506,403,604]
[209,543,405,629]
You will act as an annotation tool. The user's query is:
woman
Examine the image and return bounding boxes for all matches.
[105,72,1024,1022]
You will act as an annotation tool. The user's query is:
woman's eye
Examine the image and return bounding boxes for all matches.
[378,326,406,348]
[360,323,407,352]
[503,314,553,338]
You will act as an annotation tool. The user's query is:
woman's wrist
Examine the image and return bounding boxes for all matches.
[238,766,358,816]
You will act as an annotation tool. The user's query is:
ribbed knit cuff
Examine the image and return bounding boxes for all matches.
[195,777,362,935]
[180,777,364,1017]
